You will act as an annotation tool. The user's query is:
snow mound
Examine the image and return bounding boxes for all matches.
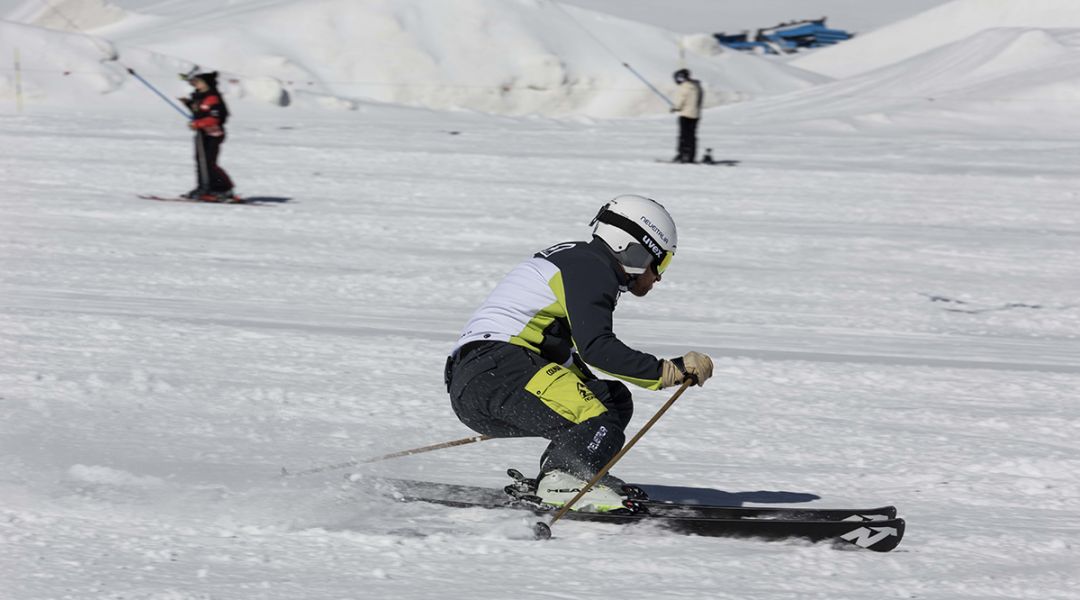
[719,27,1080,136]
[792,0,1080,78]
[0,21,120,103]
[5,0,128,31]
[1,0,824,117]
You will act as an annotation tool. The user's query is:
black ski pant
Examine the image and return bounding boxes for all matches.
[195,131,234,193]
[446,341,633,481]
[677,116,699,163]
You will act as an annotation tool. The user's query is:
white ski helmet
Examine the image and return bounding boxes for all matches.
[590,194,677,275]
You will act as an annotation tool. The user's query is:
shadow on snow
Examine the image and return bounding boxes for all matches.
[636,484,821,506]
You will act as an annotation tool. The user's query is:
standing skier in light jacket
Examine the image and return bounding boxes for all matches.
[445,195,714,512]
[670,68,703,163]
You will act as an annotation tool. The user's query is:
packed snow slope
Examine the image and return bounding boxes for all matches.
[3,103,1079,600]
[793,0,1080,78]
[0,0,826,117]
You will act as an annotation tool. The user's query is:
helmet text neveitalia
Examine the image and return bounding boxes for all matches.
[639,215,670,245]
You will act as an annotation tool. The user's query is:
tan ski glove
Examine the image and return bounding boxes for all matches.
[661,351,714,388]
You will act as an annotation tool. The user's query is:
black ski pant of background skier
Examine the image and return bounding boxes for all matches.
[446,341,633,481]
[194,131,234,193]
[677,116,699,163]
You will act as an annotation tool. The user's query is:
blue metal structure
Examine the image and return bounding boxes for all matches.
[715,18,854,55]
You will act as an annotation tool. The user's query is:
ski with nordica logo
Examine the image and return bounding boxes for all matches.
[367,476,906,552]
[502,468,897,521]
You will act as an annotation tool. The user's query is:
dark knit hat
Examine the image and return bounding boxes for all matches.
[191,71,220,88]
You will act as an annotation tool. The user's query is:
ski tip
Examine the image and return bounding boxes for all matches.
[878,517,906,552]
[851,517,906,553]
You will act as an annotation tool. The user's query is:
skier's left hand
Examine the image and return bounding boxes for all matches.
[661,351,714,388]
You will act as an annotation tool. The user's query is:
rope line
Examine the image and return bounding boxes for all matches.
[7,66,1079,105]
[548,0,674,107]
[35,0,118,59]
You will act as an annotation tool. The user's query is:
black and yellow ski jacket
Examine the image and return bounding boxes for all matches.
[452,239,664,390]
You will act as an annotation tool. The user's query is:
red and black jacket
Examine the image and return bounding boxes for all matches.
[185,90,229,137]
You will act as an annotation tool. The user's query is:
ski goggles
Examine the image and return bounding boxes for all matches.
[656,249,674,275]
[620,242,674,275]
[593,209,675,275]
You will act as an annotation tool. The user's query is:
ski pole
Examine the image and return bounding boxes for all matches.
[195,130,209,190]
[280,434,493,478]
[126,67,192,120]
[550,1,673,108]
[533,379,695,539]
[620,62,674,108]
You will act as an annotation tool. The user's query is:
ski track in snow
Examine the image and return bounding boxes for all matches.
[2,105,1079,599]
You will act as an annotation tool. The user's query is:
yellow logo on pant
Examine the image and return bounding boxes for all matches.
[525,363,608,424]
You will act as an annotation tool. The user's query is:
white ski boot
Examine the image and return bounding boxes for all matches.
[534,470,629,513]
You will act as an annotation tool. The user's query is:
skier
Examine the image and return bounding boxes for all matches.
[444,195,714,512]
[180,71,234,201]
[670,68,703,163]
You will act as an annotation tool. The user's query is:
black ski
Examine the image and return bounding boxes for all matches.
[138,193,258,205]
[372,478,905,552]
[505,468,897,521]
[654,159,740,166]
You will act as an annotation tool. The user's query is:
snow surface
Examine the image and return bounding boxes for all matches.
[792,0,1080,78]
[717,26,1080,137]
[2,0,1080,599]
